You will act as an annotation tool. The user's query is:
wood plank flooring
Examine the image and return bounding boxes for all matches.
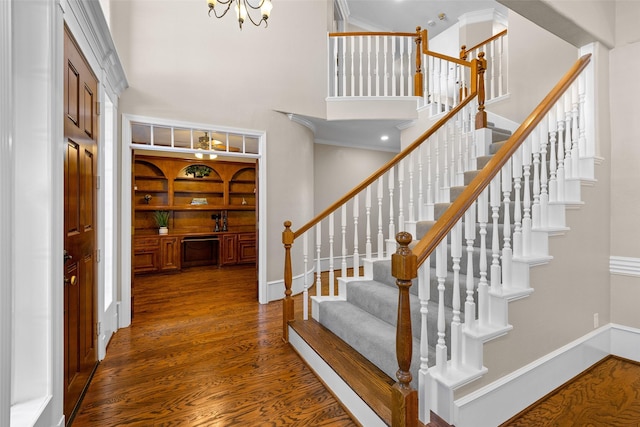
[72,265,357,426]
[502,355,640,426]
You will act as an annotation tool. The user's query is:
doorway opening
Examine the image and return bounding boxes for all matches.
[119,115,267,328]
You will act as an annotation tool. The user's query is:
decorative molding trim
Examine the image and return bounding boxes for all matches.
[63,0,128,96]
[453,324,640,427]
[0,0,12,423]
[610,256,640,277]
[334,0,350,22]
[314,138,400,153]
[458,8,506,28]
[267,267,315,302]
[287,113,317,134]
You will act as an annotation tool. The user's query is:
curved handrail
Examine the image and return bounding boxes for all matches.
[292,90,478,240]
[412,53,591,266]
[463,29,508,55]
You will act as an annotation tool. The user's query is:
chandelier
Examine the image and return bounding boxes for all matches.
[207,0,273,30]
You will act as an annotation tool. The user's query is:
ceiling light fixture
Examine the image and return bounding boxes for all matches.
[197,132,218,160]
[206,0,273,30]
[380,135,389,141]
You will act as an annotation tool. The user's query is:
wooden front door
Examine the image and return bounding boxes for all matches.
[63,25,99,420]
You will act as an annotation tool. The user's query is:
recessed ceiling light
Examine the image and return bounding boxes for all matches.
[380,135,389,141]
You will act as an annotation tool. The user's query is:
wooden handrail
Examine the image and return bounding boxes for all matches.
[329,31,417,38]
[412,53,592,267]
[419,28,472,67]
[464,29,508,55]
[291,89,478,240]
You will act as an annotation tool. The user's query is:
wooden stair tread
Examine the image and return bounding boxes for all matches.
[289,318,396,426]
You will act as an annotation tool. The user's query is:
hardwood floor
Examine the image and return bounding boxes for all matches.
[72,265,356,426]
[501,355,640,426]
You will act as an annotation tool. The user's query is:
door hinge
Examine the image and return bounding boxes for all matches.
[96,175,101,190]
[96,100,101,116]
[96,321,101,336]
[96,248,101,263]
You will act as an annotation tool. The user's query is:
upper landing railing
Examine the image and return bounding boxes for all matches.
[328,27,508,113]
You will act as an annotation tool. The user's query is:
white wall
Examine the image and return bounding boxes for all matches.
[609,30,640,329]
[109,0,331,282]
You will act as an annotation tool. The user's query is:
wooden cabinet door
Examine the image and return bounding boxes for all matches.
[63,25,98,420]
[133,237,160,274]
[160,237,181,271]
[221,234,238,265]
[237,232,257,264]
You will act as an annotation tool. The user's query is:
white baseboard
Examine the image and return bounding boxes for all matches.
[454,324,640,427]
[288,326,387,427]
[266,267,315,302]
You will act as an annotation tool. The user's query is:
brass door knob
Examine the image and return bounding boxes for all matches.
[65,275,77,286]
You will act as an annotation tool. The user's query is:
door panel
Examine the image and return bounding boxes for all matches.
[64,25,98,421]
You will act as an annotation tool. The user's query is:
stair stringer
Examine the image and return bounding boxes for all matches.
[419,176,596,424]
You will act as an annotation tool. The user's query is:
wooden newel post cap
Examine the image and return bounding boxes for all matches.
[282,221,294,245]
[391,232,417,281]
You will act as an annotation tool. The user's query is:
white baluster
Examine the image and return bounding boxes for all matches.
[329,213,335,297]
[477,188,489,327]
[419,259,430,392]
[331,37,338,97]
[358,36,363,97]
[556,102,566,201]
[426,140,434,218]
[388,167,396,247]
[443,124,450,198]
[451,221,462,369]
[418,145,424,220]
[399,35,405,96]
[303,232,309,320]
[316,223,322,296]
[409,153,415,223]
[383,37,389,96]
[578,72,587,161]
[490,41,496,100]
[522,137,532,256]
[341,204,347,279]
[367,36,372,96]
[564,93,573,179]
[498,34,505,97]
[490,175,501,293]
[532,127,541,229]
[548,114,558,203]
[349,36,355,96]
[340,36,347,97]
[435,241,448,374]
[391,36,397,96]
[540,118,549,228]
[501,160,512,288]
[375,36,380,96]
[398,161,405,231]
[571,82,580,178]
[353,194,360,277]
[512,146,523,258]
[464,206,477,330]
[377,177,384,259]
[365,186,372,260]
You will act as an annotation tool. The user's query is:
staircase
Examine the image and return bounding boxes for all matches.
[313,125,511,392]
[282,34,595,426]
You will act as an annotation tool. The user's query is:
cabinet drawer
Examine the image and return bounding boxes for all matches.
[134,236,160,249]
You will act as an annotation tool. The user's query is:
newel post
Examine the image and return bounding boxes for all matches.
[475,51,487,129]
[459,44,467,61]
[414,26,423,97]
[391,232,418,427]
[282,221,295,342]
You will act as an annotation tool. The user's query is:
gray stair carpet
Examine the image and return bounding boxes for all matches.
[316,125,512,388]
